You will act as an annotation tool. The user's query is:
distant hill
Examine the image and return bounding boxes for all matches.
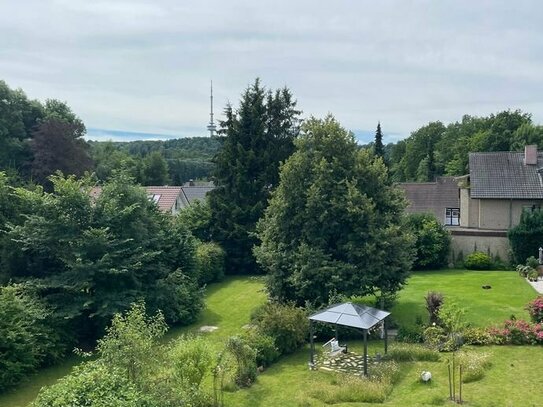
[89,137,222,185]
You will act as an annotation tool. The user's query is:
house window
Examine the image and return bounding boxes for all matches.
[147,194,161,203]
[445,208,460,226]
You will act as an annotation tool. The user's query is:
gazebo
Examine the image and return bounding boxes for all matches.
[308,302,390,376]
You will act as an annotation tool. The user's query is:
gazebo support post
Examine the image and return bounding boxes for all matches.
[309,320,314,367]
[335,324,338,341]
[363,329,368,376]
[384,318,388,355]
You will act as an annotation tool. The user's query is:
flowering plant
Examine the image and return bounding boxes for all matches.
[526,296,543,323]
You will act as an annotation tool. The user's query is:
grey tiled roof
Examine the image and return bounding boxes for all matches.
[469,152,543,199]
[180,186,214,206]
[398,177,460,221]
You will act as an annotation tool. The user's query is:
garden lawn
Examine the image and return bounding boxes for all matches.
[391,270,537,327]
[228,345,543,407]
[0,276,267,407]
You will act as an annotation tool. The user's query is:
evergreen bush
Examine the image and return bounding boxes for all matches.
[464,251,493,270]
[508,210,543,264]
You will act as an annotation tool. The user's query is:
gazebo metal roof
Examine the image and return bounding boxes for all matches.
[309,302,390,330]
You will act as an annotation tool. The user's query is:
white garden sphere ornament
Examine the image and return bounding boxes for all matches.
[421,371,432,382]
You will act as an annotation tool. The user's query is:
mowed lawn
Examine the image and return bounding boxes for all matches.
[2,270,541,407]
[392,270,537,327]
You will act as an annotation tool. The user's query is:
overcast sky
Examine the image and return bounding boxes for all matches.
[1,1,542,143]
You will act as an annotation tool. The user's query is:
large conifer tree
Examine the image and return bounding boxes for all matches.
[208,79,300,274]
[374,121,385,160]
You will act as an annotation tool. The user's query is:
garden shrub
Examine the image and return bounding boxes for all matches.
[32,362,150,407]
[395,325,424,343]
[423,325,447,350]
[464,251,493,270]
[526,296,543,323]
[310,373,393,404]
[386,344,440,362]
[508,210,543,264]
[252,303,308,355]
[526,256,540,269]
[0,284,65,392]
[456,351,491,383]
[242,328,280,368]
[167,336,212,389]
[224,336,257,387]
[527,269,539,282]
[487,319,543,345]
[425,291,444,325]
[462,327,492,345]
[150,270,204,325]
[517,264,533,278]
[195,241,226,285]
[404,213,451,270]
[368,361,401,384]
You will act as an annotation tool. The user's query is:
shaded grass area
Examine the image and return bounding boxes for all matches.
[391,270,536,328]
[0,276,267,407]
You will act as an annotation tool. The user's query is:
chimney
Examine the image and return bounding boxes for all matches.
[525,145,538,165]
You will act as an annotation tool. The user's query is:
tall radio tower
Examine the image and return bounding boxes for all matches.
[207,80,217,137]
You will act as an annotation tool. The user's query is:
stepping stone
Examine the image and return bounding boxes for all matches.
[199,325,219,333]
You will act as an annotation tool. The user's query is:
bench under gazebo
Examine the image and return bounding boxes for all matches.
[308,302,390,376]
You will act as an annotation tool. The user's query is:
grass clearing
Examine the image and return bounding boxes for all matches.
[392,270,536,327]
[2,270,542,407]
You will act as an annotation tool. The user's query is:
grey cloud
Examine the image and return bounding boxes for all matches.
[0,0,542,139]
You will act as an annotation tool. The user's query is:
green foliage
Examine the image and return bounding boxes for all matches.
[526,256,540,269]
[167,336,213,389]
[395,325,424,343]
[251,302,308,355]
[309,373,393,404]
[35,304,214,407]
[178,199,213,241]
[256,115,414,305]
[241,328,280,367]
[151,270,204,325]
[386,343,440,362]
[209,79,301,274]
[373,122,385,160]
[456,351,492,383]
[141,151,170,185]
[405,213,451,269]
[390,110,534,181]
[196,241,226,285]
[0,284,64,392]
[2,172,204,344]
[423,325,446,349]
[0,80,42,175]
[90,137,221,185]
[509,210,543,264]
[438,301,467,335]
[224,336,258,387]
[32,361,150,407]
[462,327,492,345]
[97,303,167,383]
[464,251,493,270]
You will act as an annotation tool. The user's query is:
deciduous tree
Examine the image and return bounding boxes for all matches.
[255,115,414,305]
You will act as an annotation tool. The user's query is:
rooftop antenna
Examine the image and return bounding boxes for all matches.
[207,80,217,137]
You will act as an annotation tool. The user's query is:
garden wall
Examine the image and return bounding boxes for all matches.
[449,229,510,263]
